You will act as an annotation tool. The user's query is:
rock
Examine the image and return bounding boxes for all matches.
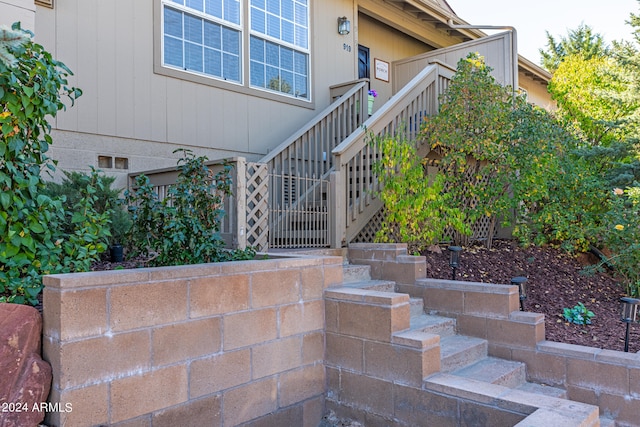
[0,303,52,427]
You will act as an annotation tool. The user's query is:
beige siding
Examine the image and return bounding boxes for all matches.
[1,0,35,29]
[35,0,362,183]
[392,32,515,92]
[357,13,432,111]
[518,72,555,110]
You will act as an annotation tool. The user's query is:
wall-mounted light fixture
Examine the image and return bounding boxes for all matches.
[338,17,350,35]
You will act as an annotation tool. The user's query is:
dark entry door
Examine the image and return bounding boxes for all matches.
[358,45,370,80]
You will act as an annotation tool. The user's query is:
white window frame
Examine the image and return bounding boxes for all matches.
[156,0,312,105]
[248,0,310,100]
[161,0,244,85]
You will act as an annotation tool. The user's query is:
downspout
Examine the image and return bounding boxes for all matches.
[446,19,518,101]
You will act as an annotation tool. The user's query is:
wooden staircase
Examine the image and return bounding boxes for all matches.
[332,262,609,426]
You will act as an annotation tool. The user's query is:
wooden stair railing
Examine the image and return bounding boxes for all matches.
[330,62,455,247]
[258,79,370,248]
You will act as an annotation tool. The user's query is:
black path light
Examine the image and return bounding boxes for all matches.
[448,246,462,281]
[620,297,640,352]
[511,277,528,311]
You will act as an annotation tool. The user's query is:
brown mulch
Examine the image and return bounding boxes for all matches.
[421,240,640,353]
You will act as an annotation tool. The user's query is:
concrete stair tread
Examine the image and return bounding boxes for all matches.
[516,382,567,399]
[450,356,526,388]
[598,416,616,427]
[410,313,456,337]
[425,373,599,427]
[341,279,395,292]
[440,335,487,372]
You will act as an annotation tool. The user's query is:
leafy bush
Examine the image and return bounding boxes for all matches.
[590,187,640,296]
[44,169,131,245]
[50,169,113,273]
[124,149,255,266]
[419,53,516,247]
[0,23,91,305]
[370,131,469,251]
[563,302,595,325]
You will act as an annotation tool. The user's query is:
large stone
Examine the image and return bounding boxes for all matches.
[0,303,52,427]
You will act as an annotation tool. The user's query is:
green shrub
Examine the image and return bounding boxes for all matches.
[370,131,469,251]
[50,169,113,273]
[590,187,640,296]
[124,149,255,266]
[44,169,131,245]
[563,302,595,325]
[0,23,84,305]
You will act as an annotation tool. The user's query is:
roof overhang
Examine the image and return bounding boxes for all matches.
[378,0,551,86]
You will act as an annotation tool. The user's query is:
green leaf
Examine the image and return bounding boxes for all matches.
[0,192,9,210]
[71,211,85,224]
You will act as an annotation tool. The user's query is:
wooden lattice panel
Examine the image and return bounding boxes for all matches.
[351,207,385,244]
[245,163,269,251]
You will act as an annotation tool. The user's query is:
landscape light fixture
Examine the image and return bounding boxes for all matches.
[620,297,640,352]
[338,17,350,35]
[511,277,528,311]
[448,246,462,281]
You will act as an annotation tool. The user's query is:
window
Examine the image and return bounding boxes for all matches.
[162,0,242,83]
[249,0,309,98]
[160,0,310,101]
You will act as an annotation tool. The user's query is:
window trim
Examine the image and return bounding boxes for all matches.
[154,0,314,109]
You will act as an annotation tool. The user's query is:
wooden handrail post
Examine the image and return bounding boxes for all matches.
[234,157,247,249]
[329,169,345,248]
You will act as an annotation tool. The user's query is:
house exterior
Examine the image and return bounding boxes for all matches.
[4,0,553,250]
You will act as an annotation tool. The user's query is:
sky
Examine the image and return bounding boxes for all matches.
[448,0,639,65]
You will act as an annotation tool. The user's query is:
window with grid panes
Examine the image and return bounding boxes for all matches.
[161,0,310,100]
[162,0,242,82]
[249,0,309,99]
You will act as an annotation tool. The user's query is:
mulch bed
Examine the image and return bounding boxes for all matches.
[421,239,640,353]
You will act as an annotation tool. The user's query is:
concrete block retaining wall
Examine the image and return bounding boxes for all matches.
[413,277,640,426]
[38,243,640,426]
[42,255,343,427]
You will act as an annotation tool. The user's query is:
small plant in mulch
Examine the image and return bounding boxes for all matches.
[563,302,595,325]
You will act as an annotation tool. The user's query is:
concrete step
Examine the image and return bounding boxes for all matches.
[425,374,600,427]
[341,279,395,292]
[409,297,424,317]
[410,314,456,337]
[342,264,371,283]
[440,335,487,372]
[598,416,616,427]
[516,382,567,399]
[450,356,526,388]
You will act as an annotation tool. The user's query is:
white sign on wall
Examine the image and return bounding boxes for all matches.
[374,58,389,82]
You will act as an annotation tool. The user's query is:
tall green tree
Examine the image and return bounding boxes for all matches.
[549,55,637,147]
[540,23,609,72]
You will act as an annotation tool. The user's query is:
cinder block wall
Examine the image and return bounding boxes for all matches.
[418,277,640,426]
[42,255,343,427]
